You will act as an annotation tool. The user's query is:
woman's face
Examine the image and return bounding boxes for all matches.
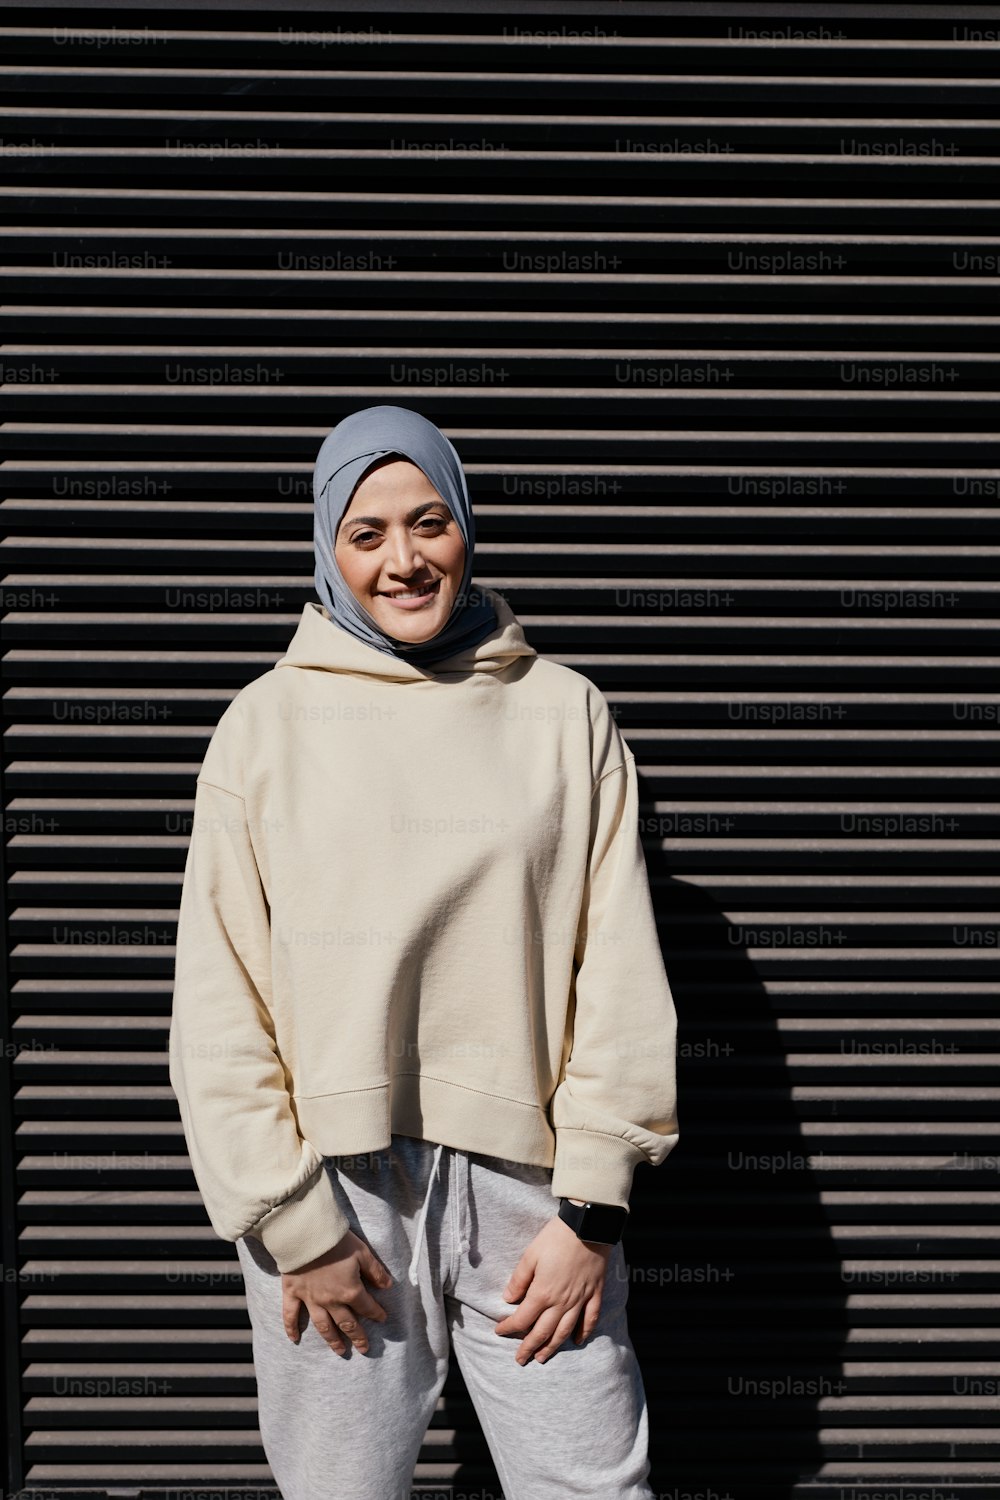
[333,457,466,644]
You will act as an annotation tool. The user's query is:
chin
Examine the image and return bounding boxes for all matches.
[372,597,453,643]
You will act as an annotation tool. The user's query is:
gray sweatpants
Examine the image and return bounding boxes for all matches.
[235,1133,656,1500]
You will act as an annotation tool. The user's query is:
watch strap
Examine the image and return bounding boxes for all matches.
[558,1197,629,1245]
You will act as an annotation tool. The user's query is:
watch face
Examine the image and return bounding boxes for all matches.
[579,1202,628,1243]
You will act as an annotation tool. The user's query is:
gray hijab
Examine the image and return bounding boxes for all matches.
[312,405,499,668]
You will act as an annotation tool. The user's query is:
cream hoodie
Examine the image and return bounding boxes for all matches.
[168,586,679,1273]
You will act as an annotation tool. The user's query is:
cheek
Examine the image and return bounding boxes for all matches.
[334,545,373,590]
[442,536,466,578]
[334,557,375,605]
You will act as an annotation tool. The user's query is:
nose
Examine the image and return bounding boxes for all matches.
[384,524,428,577]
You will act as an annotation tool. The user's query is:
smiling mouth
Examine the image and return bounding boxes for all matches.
[380,580,441,600]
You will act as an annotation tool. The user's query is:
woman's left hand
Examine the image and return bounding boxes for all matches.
[494,1213,613,1365]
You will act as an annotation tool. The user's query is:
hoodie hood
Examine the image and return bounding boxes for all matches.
[275,584,537,683]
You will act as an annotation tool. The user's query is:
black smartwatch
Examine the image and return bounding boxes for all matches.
[558,1197,629,1245]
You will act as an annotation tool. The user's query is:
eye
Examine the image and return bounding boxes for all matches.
[349,515,449,547]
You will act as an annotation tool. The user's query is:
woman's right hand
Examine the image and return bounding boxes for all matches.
[281,1229,393,1356]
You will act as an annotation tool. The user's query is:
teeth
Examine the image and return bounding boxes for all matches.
[388,583,435,599]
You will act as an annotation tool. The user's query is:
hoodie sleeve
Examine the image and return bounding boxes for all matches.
[548,740,680,1213]
[169,773,350,1273]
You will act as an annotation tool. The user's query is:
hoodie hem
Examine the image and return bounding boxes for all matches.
[294,1071,557,1170]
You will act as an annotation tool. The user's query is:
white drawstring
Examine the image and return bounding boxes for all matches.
[408,1140,444,1286]
[458,1150,472,1259]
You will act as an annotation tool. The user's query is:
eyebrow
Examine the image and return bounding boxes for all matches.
[341,502,451,531]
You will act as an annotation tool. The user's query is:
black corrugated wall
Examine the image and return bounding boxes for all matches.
[2,2,999,1495]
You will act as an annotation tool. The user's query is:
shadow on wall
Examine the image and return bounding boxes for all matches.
[628,874,849,1500]
[446,824,850,1498]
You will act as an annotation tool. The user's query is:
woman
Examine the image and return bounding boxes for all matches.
[169,404,679,1500]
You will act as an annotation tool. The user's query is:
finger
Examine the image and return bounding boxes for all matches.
[513,1305,569,1365]
[329,1298,386,1354]
[502,1254,533,1303]
[281,1290,305,1343]
[362,1249,393,1290]
[495,1291,545,1336]
[528,1307,583,1365]
[354,1288,390,1325]
[305,1301,352,1356]
[574,1290,603,1345]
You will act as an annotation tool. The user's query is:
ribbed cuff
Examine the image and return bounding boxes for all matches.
[252,1164,351,1273]
[549,1127,646,1209]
